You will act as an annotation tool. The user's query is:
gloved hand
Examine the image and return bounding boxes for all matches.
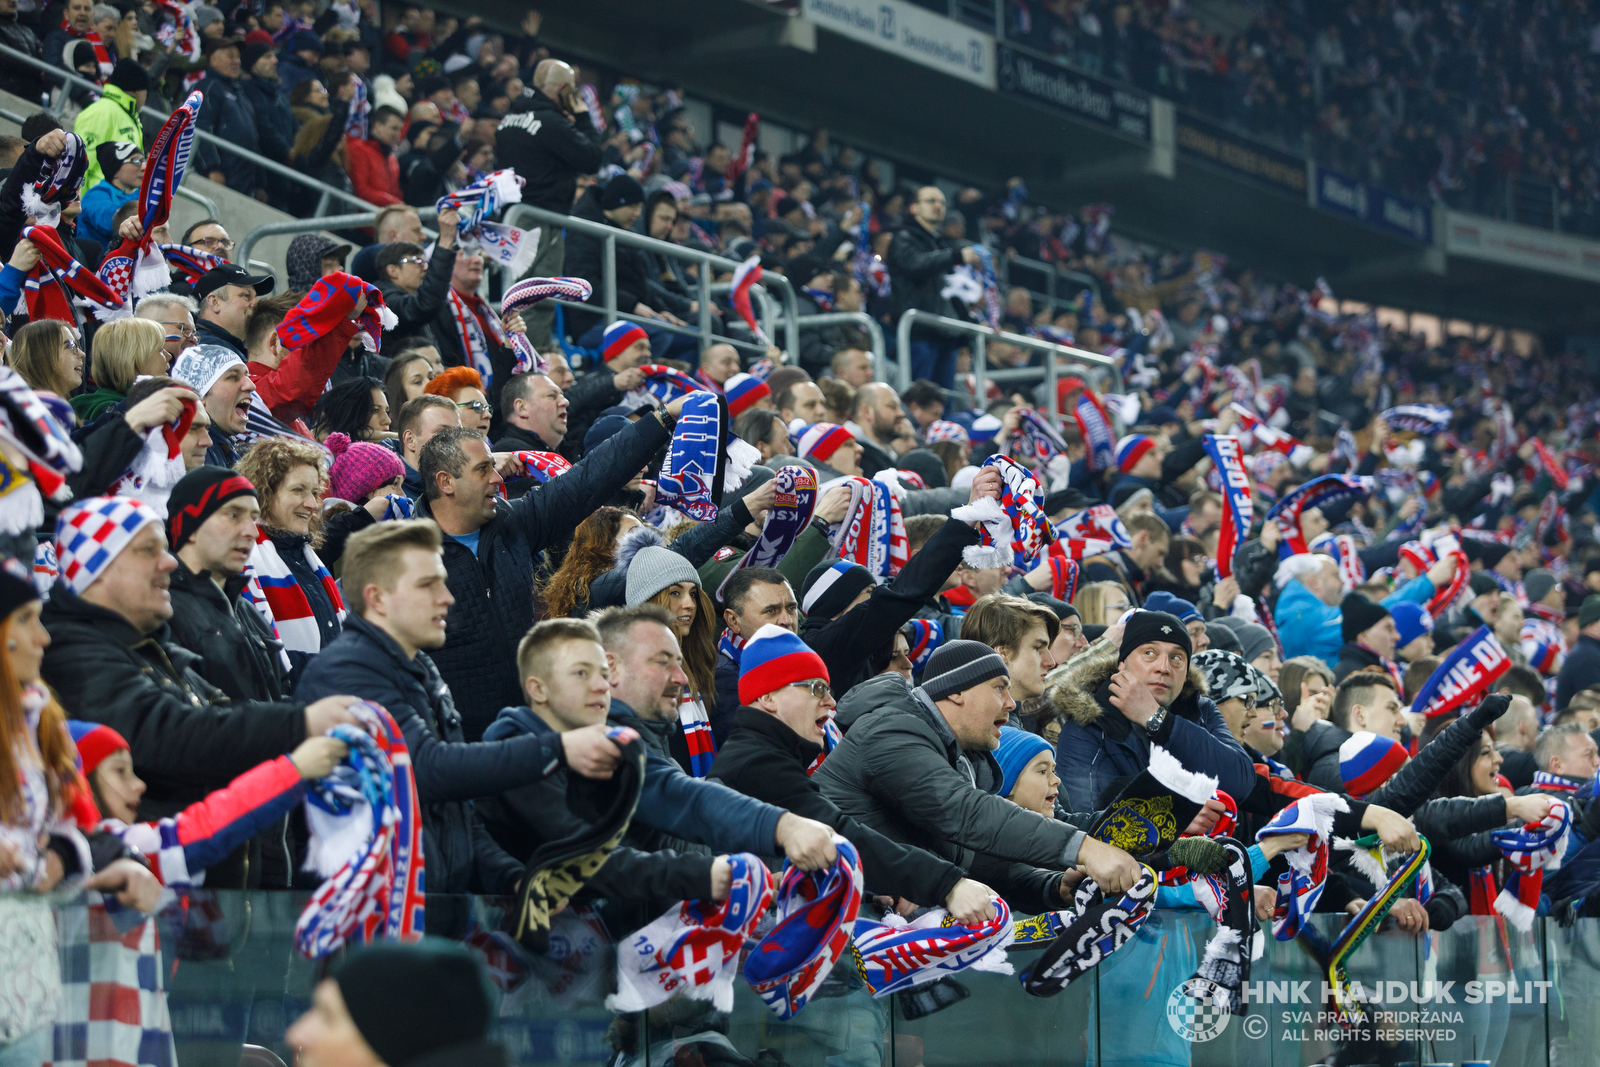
[1468,693,1512,730]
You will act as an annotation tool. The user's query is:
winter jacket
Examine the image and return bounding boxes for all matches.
[478,705,716,911]
[801,516,979,697]
[563,185,656,338]
[39,583,307,819]
[583,499,754,612]
[834,671,911,732]
[248,318,359,423]
[1274,573,1433,667]
[195,318,248,360]
[495,88,603,213]
[77,179,134,248]
[165,560,289,703]
[558,368,624,462]
[886,218,966,323]
[344,135,403,206]
[415,411,672,740]
[377,241,457,357]
[1557,634,1600,711]
[710,705,967,904]
[1415,793,1509,893]
[0,15,45,103]
[239,74,297,167]
[1333,641,1386,683]
[1051,638,1257,811]
[73,83,143,188]
[296,613,560,894]
[193,71,262,194]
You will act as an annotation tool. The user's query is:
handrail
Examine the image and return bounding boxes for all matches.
[0,42,378,215]
[236,209,439,273]
[792,311,888,379]
[1000,253,1102,314]
[895,309,1122,422]
[501,204,802,359]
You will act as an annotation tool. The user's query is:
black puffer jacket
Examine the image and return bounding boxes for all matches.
[886,218,967,323]
[1416,793,1509,892]
[40,583,307,819]
[165,561,288,703]
[711,705,967,905]
[496,87,603,213]
[296,613,562,894]
[415,411,671,740]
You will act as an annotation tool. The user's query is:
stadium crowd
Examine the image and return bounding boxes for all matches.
[0,0,1599,1065]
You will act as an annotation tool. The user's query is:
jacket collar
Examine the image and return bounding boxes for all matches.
[497,422,551,451]
[195,318,246,356]
[730,705,822,766]
[343,612,428,679]
[103,83,137,117]
[606,697,677,756]
[171,558,252,603]
[42,579,157,648]
[1048,636,1208,730]
[414,494,502,538]
[483,703,554,742]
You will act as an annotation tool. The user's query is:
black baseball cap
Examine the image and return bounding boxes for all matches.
[194,263,275,300]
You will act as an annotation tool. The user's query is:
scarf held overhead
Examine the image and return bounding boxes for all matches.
[278,271,397,353]
[1204,434,1253,578]
[1408,625,1511,718]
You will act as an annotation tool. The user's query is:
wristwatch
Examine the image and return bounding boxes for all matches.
[654,406,678,432]
[1144,706,1168,737]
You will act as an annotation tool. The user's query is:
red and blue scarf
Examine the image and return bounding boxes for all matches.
[501,277,591,375]
[1072,390,1115,472]
[830,475,907,580]
[1265,473,1374,557]
[97,91,203,310]
[714,464,817,600]
[1055,504,1131,548]
[1257,792,1347,940]
[1204,434,1253,578]
[1408,625,1511,718]
[278,272,396,353]
[1490,799,1569,930]
[655,391,726,522]
[446,286,507,390]
[245,530,346,657]
[952,455,1052,571]
[159,243,225,286]
[854,895,1013,996]
[22,224,126,326]
[1004,407,1070,467]
[746,838,864,1018]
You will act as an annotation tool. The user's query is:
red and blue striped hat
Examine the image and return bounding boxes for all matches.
[1339,730,1408,797]
[724,372,771,418]
[796,423,855,463]
[67,719,129,776]
[601,320,649,362]
[738,623,829,705]
[1115,433,1157,473]
[906,618,943,672]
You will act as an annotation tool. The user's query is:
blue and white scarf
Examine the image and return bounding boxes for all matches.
[655,391,725,522]
[714,464,817,600]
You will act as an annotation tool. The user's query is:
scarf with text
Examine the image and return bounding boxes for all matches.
[502,277,591,375]
[746,837,864,1018]
[97,91,203,310]
[1054,504,1131,548]
[345,77,369,143]
[295,701,424,957]
[1264,473,1374,557]
[20,131,86,231]
[1072,390,1115,472]
[1018,868,1154,997]
[949,455,1052,571]
[1381,404,1453,435]
[511,450,573,487]
[829,474,907,580]
[1004,407,1070,467]
[434,169,538,274]
[655,391,727,522]
[1229,403,1315,466]
[853,895,1013,997]
[245,531,345,657]
[1184,838,1258,1015]
[714,464,817,601]
[1408,626,1511,718]
[1532,771,1580,795]
[1204,434,1253,578]
[445,286,507,391]
[608,853,774,1013]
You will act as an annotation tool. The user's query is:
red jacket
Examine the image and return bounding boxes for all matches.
[344,136,403,206]
[248,318,359,422]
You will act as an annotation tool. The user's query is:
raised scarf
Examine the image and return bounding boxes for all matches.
[1422,532,1469,616]
[1521,615,1566,675]
[511,450,572,486]
[746,837,864,1018]
[501,277,591,375]
[1183,838,1258,1014]
[829,474,907,580]
[1491,799,1569,930]
[159,243,224,286]
[1071,390,1115,472]
[112,397,196,514]
[1256,792,1348,940]
[730,254,767,342]
[279,271,397,353]
[1408,626,1511,718]
[445,285,506,391]
[97,90,202,311]
[20,131,86,230]
[714,464,817,601]
[245,530,346,656]
[1055,504,1132,548]
[1018,867,1154,997]
[1004,407,1070,467]
[62,17,112,80]
[1381,404,1453,434]
[949,455,1052,571]
[295,702,425,958]
[22,224,126,326]
[608,853,775,1013]
[1204,434,1253,578]
[635,364,702,406]
[345,77,369,143]
[153,0,200,62]
[435,169,538,275]
[1264,473,1374,557]
[655,391,727,522]
[852,895,1013,997]
[1316,836,1431,1018]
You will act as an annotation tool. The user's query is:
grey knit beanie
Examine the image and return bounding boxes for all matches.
[920,640,1009,702]
[625,546,702,606]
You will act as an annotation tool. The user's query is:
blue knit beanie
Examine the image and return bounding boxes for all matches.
[995,726,1052,798]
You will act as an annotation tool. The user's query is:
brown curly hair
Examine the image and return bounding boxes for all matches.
[648,582,717,700]
[540,506,638,618]
[236,436,329,548]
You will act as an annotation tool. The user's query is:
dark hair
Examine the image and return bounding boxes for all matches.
[180,218,224,244]
[396,393,456,444]
[1403,655,1441,704]
[245,291,301,354]
[962,593,1059,653]
[312,377,385,441]
[1329,670,1397,730]
[773,378,818,415]
[732,408,785,450]
[124,374,184,406]
[1278,655,1334,715]
[643,189,678,229]
[372,104,404,126]
[20,113,61,142]
[720,566,788,614]
[450,67,478,90]
[384,350,434,416]
[419,424,485,501]
[1495,664,1546,705]
[594,603,678,651]
[499,371,542,420]
[1421,713,1493,799]
[376,241,424,281]
[901,379,945,409]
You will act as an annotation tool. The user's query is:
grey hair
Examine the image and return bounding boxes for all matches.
[135,292,199,317]
[1535,721,1591,772]
[91,3,119,21]
[418,425,488,501]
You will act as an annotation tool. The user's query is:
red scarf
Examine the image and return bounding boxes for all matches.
[445,286,505,389]
[23,225,126,326]
[62,18,113,81]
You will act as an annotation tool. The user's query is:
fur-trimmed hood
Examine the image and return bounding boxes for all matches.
[1046,636,1209,728]
[610,524,667,576]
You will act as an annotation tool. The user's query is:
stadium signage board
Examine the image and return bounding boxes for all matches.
[1175,112,1307,197]
[801,0,996,89]
[1444,211,1600,283]
[1312,165,1432,245]
[995,45,1150,141]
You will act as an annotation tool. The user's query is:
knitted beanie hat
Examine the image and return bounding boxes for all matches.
[333,941,494,1067]
[1115,433,1156,473]
[602,321,649,361]
[166,466,257,553]
[1580,594,1600,630]
[624,546,701,607]
[0,556,37,618]
[1230,622,1276,665]
[1204,620,1242,654]
[327,432,406,504]
[1249,664,1281,704]
[1142,590,1200,623]
[1340,594,1390,644]
[800,559,874,619]
[1389,601,1433,650]
[55,495,163,594]
[170,344,244,399]
[724,372,771,418]
[1118,610,1192,662]
[796,423,855,463]
[738,623,829,705]
[1523,568,1559,605]
[1192,649,1255,703]
[905,617,944,672]
[68,719,129,777]
[994,726,1052,797]
[94,140,139,183]
[1467,571,1501,598]
[1339,730,1408,796]
[920,640,1009,702]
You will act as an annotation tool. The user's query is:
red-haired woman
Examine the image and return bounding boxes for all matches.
[425,365,491,433]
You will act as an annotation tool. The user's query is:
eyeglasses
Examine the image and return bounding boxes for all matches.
[788,679,833,700]
[161,322,197,342]
[1235,693,1258,711]
[398,255,425,266]
[62,339,81,355]
[193,236,234,251]
[457,400,491,414]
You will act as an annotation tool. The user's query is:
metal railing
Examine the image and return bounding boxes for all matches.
[0,42,378,216]
[997,253,1102,317]
[792,310,888,378]
[501,204,801,358]
[237,209,439,276]
[895,309,1122,422]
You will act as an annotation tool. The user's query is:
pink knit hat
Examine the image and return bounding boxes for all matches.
[326,433,405,503]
